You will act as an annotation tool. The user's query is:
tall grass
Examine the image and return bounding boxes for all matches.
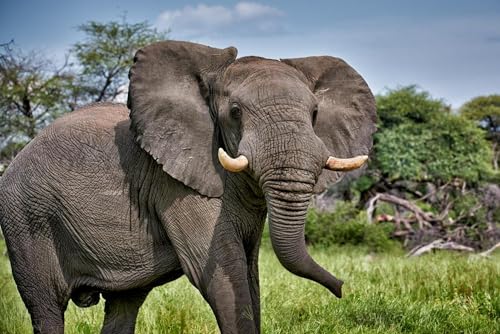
[0,239,498,333]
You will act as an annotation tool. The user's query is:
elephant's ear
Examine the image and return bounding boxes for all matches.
[281,56,377,193]
[128,41,237,197]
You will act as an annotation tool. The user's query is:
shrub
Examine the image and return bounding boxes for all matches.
[305,201,398,252]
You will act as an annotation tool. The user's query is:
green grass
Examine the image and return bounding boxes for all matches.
[1,238,499,333]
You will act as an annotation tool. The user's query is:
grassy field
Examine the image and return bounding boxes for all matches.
[0,239,499,334]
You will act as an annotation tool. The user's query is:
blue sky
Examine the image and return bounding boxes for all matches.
[2,0,499,108]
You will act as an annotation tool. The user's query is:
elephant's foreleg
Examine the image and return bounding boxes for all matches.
[247,244,261,332]
[100,289,149,334]
[172,231,258,333]
[203,257,256,334]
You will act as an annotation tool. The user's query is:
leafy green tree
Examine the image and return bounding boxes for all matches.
[372,86,492,185]
[344,87,497,250]
[0,42,73,167]
[1,18,168,171]
[71,18,167,104]
[376,85,450,128]
[460,95,500,169]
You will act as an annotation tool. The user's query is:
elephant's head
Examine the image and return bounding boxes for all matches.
[128,41,376,298]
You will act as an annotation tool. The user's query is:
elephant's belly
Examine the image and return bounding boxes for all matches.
[56,192,183,291]
[63,223,183,292]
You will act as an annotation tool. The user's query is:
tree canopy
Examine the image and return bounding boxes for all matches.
[376,85,451,128]
[0,19,166,168]
[372,86,492,184]
[460,94,500,169]
[72,19,167,104]
[0,42,73,161]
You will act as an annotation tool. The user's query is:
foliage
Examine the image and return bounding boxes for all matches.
[1,240,499,334]
[305,201,397,252]
[460,94,500,137]
[372,86,493,184]
[338,86,499,251]
[376,85,450,128]
[71,18,167,104]
[460,94,500,169]
[374,115,493,183]
[0,18,167,170]
[0,42,73,158]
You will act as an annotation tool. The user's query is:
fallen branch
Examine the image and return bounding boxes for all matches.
[407,239,475,257]
[366,194,381,224]
[418,180,452,201]
[479,242,500,257]
[451,203,483,224]
[366,193,435,226]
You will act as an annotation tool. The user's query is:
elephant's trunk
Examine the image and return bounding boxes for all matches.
[264,181,343,298]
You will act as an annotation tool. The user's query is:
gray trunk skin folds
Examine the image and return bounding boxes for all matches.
[263,178,343,298]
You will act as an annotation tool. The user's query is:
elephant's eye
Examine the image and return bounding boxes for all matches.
[230,103,241,119]
[312,108,318,126]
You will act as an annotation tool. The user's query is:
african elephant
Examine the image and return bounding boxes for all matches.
[0,41,376,333]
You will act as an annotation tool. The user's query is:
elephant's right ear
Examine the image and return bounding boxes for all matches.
[128,41,237,197]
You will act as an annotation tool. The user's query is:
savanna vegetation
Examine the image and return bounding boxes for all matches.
[0,17,499,333]
[316,86,499,255]
[1,238,499,334]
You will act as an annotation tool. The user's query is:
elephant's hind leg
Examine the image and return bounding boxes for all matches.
[100,289,149,334]
[9,245,69,334]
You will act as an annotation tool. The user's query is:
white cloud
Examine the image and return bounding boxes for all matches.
[156,2,284,38]
[234,2,283,19]
[157,4,233,31]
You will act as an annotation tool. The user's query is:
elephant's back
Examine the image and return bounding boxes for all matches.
[4,102,128,160]
[2,102,134,182]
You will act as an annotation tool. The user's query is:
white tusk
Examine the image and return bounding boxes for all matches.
[218,148,248,172]
[325,155,368,171]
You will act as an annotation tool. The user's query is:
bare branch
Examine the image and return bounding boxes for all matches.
[479,242,500,257]
[366,194,381,224]
[407,239,474,257]
[366,193,435,226]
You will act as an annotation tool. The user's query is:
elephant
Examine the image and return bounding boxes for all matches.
[0,40,376,333]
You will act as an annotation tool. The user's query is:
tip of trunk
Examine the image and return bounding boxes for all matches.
[329,278,343,298]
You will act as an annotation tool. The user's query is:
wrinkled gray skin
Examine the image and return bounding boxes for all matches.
[0,41,376,334]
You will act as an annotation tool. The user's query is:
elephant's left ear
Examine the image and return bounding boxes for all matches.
[281,56,377,193]
[128,41,237,197]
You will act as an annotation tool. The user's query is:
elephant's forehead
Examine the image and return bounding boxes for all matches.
[233,74,314,108]
[225,57,307,86]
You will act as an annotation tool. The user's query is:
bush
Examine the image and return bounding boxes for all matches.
[376,85,449,128]
[374,116,493,183]
[371,86,494,185]
[305,201,398,252]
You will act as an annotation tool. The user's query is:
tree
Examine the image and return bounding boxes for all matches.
[376,85,450,129]
[1,18,168,171]
[371,86,492,185]
[460,95,500,169]
[71,18,167,104]
[347,86,497,251]
[0,41,73,167]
